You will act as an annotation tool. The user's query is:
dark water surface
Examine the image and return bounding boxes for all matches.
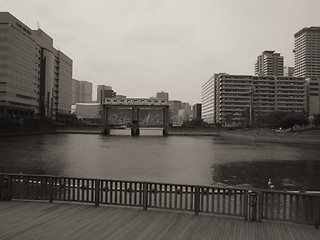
[0,132,319,191]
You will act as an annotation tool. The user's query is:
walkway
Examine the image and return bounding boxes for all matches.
[0,201,319,240]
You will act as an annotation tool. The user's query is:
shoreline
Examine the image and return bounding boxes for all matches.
[217,131,320,144]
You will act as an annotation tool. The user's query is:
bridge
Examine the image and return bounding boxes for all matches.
[102,98,169,136]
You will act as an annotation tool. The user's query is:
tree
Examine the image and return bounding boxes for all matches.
[223,113,234,126]
[278,112,308,131]
[182,118,205,127]
[313,114,320,127]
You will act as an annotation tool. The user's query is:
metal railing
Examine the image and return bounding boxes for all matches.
[1,173,319,229]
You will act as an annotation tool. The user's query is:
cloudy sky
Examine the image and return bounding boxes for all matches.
[2,0,320,104]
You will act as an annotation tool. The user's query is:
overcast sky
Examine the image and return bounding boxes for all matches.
[2,0,320,104]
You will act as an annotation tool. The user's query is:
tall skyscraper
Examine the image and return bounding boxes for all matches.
[294,27,320,78]
[72,79,92,104]
[0,12,73,119]
[255,50,284,76]
[294,27,320,116]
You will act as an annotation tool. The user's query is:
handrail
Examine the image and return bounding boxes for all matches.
[0,173,319,229]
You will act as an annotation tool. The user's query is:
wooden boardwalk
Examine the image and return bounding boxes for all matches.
[0,201,319,240]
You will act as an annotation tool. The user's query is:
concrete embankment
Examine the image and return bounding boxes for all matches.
[218,130,320,144]
[0,124,56,137]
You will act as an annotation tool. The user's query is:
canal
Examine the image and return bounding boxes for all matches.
[0,131,319,191]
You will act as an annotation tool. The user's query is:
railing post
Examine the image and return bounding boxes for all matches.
[257,191,263,222]
[95,179,100,207]
[315,196,320,229]
[194,186,200,215]
[7,175,12,200]
[243,190,248,221]
[0,174,2,201]
[143,182,148,210]
[49,177,53,203]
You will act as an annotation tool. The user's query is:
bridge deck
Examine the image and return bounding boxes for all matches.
[0,201,319,240]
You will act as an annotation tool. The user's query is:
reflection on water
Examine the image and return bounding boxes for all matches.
[0,133,319,191]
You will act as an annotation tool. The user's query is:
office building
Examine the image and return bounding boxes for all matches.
[0,12,73,119]
[284,67,294,77]
[72,79,92,104]
[202,74,306,125]
[192,103,202,120]
[255,50,284,76]
[294,27,320,78]
[97,85,116,105]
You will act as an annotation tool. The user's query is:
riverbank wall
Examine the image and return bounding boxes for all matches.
[0,124,56,137]
[218,129,320,144]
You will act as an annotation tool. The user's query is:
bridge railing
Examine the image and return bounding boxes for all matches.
[0,173,319,228]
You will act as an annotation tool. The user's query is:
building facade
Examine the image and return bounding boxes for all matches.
[294,27,320,116]
[0,12,73,120]
[284,67,294,77]
[255,50,284,77]
[192,103,202,120]
[156,91,169,101]
[74,103,101,120]
[202,74,307,125]
[306,78,320,116]
[294,27,320,78]
[72,79,92,104]
[201,76,215,124]
[97,85,115,105]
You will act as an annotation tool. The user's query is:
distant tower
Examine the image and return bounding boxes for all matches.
[156,91,169,101]
[255,50,284,76]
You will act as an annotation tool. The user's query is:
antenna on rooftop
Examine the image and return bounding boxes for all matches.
[37,21,41,30]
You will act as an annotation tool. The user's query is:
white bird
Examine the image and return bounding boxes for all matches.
[268,179,275,190]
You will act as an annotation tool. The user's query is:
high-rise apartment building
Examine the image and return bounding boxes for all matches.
[306,78,320,116]
[294,27,320,116]
[0,12,73,119]
[201,76,216,124]
[72,79,92,104]
[255,50,284,77]
[294,27,320,78]
[202,74,306,124]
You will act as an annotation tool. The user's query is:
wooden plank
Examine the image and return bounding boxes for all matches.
[2,200,320,240]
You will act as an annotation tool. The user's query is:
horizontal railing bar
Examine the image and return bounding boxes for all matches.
[1,173,250,192]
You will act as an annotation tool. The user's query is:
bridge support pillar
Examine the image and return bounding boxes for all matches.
[131,121,140,136]
[103,106,110,135]
[131,107,140,136]
[163,106,169,136]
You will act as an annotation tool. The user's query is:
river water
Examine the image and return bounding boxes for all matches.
[0,130,319,191]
